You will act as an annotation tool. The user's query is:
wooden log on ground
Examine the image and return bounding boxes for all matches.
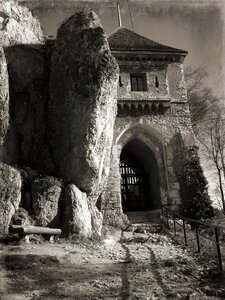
[9,225,61,235]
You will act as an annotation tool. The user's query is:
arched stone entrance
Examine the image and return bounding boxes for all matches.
[101,125,169,226]
[120,139,161,213]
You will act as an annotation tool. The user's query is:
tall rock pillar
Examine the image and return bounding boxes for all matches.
[49,11,118,203]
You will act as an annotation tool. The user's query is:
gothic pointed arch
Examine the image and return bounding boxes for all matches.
[117,125,169,212]
[120,138,161,212]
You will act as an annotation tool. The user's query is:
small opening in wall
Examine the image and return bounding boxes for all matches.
[119,75,123,87]
[155,76,159,88]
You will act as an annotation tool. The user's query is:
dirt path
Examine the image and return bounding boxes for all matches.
[0,232,223,299]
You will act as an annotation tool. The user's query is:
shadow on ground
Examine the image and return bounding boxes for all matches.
[3,253,121,299]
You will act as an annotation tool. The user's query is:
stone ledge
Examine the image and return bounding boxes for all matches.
[117,100,170,116]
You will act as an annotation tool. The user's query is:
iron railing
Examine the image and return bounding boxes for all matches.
[161,205,225,272]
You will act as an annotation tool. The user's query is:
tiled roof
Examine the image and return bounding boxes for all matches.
[108,27,187,54]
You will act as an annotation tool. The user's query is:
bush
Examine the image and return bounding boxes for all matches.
[182,146,214,220]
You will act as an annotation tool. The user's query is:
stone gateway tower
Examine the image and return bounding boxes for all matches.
[101,26,194,225]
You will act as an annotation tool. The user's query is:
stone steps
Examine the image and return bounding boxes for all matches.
[124,210,162,233]
[126,210,161,224]
[127,222,162,233]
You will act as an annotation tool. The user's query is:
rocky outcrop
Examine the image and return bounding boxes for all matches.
[62,184,92,237]
[4,44,54,173]
[11,207,34,226]
[0,47,9,150]
[49,11,118,202]
[0,163,21,236]
[89,202,103,238]
[0,7,118,239]
[0,0,43,158]
[18,166,39,213]
[31,177,62,227]
[0,0,43,46]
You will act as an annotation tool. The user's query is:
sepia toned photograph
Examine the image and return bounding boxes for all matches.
[0,0,225,299]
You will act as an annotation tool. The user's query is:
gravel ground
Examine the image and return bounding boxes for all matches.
[0,230,224,299]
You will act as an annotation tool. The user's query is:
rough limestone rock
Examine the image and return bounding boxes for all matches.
[49,11,118,201]
[0,47,9,150]
[4,45,54,173]
[0,163,21,236]
[19,166,39,184]
[0,0,43,46]
[62,184,92,238]
[11,207,34,226]
[19,167,39,213]
[0,0,43,157]
[89,202,103,237]
[31,177,62,227]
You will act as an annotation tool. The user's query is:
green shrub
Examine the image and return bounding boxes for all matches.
[182,146,214,220]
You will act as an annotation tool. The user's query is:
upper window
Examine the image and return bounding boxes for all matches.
[130,73,147,92]
[155,76,159,88]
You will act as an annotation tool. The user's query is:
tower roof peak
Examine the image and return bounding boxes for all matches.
[108,27,187,55]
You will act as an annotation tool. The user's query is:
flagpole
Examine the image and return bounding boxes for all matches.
[117,2,122,27]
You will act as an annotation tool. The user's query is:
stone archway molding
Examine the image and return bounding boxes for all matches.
[116,124,171,204]
[116,124,165,148]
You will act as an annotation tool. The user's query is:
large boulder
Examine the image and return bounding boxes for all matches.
[62,184,92,238]
[49,11,118,202]
[31,176,62,227]
[0,163,21,236]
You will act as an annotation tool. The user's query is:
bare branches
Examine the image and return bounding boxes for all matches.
[184,65,225,212]
[184,65,220,127]
[196,109,225,212]
[185,65,208,96]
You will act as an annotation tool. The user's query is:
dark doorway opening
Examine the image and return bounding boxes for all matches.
[120,139,161,213]
[120,150,149,212]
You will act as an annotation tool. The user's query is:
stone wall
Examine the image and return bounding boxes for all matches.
[167,63,187,102]
[116,61,187,103]
[117,64,169,101]
[102,103,195,225]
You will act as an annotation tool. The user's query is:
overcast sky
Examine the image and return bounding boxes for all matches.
[23,0,225,98]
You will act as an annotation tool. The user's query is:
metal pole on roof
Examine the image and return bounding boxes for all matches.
[127,0,135,31]
[117,2,122,27]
